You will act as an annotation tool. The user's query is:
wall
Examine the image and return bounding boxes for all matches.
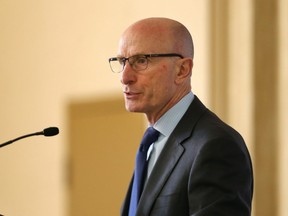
[1,0,287,215]
[278,0,288,215]
[0,1,209,215]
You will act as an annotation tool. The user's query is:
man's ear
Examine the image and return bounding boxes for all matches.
[175,58,193,84]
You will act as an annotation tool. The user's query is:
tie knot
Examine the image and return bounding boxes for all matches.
[140,127,160,152]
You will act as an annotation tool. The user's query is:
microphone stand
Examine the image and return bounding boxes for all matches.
[0,131,43,148]
[0,127,58,148]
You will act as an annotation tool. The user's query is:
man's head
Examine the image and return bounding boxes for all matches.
[112,17,194,124]
[119,17,194,59]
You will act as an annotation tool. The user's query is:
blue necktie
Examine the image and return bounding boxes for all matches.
[129,127,160,216]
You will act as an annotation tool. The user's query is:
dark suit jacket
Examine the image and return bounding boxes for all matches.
[121,96,253,216]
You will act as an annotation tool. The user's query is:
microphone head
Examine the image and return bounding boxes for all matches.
[43,127,59,137]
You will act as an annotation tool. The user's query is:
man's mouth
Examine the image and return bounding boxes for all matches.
[123,91,141,99]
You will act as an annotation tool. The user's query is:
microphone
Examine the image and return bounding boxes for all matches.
[0,127,59,148]
[43,127,59,137]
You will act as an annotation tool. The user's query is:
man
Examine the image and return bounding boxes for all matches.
[109,17,253,216]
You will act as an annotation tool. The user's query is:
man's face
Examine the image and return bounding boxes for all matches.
[118,28,180,122]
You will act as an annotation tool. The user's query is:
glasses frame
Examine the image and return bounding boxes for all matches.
[108,53,184,73]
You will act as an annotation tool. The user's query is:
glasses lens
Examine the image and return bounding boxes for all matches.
[131,56,148,71]
[109,58,124,73]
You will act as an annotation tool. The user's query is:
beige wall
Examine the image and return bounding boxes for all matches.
[0,0,287,215]
[0,1,209,216]
[278,0,288,215]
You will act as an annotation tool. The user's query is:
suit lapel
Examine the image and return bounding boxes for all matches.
[136,134,185,215]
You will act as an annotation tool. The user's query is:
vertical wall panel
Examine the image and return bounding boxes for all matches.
[68,97,145,215]
[253,0,279,215]
[277,0,288,215]
[209,0,229,120]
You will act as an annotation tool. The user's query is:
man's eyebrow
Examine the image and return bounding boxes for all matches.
[116,53,147,58]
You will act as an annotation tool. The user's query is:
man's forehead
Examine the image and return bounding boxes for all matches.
[118,30,172,56]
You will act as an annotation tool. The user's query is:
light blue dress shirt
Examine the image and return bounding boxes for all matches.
[146,92,194,179]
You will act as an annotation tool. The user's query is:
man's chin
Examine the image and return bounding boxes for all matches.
[125,104,143,113]
[125,107,143,113]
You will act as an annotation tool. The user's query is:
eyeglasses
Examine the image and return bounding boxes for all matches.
[108,53,184,73]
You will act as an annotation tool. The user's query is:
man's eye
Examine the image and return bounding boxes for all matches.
[135,57,147,65]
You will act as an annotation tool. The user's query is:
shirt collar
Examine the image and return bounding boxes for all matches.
[153,92,194,137]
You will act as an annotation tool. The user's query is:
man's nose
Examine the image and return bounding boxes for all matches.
[121,62,136,85]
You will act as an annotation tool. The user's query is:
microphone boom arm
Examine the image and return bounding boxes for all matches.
[0,127,59,148]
